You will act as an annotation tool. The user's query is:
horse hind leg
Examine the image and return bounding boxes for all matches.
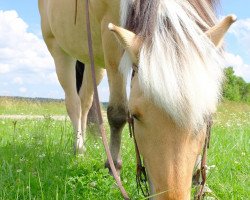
[39,4,83,154]
[75,61,98,125]
[78,64,105,142]
[47,40,84,154]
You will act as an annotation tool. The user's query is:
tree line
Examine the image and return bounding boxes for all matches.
[223,67,250,103]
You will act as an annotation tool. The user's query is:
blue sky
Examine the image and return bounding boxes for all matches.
[0,0,249,101]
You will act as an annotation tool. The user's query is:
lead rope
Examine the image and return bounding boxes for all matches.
[84,0,129,199]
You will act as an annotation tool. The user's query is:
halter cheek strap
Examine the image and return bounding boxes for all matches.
[127,113,150,197]
[194,117,212,200]
[127,66,150,196]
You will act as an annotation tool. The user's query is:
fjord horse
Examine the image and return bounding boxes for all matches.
[39,0,235,198]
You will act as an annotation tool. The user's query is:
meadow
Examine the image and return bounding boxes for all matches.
[0,97,249,200]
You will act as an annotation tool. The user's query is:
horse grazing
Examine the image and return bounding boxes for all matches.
[39,0,235,199]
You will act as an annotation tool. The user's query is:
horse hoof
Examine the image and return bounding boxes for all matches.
[74,146,86,155]
[105,160,122,175]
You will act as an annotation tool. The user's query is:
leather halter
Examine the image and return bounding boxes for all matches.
[128,113,150,197]
[194,117,212,200]
[127,67,150,196]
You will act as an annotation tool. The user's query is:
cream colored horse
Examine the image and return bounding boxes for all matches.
[39,0,235,198]
[39,0,125,171]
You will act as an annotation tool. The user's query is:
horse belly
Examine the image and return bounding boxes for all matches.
[47,0,105,67]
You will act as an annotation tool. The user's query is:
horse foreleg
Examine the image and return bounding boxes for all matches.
[101,18,126,173]
[78,65,105,140]
[105,69,127,174]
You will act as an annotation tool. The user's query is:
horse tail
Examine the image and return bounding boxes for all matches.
[75,60,85,94]
[121,0,224,130]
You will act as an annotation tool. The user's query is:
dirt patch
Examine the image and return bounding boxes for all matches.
[0,115,69,121]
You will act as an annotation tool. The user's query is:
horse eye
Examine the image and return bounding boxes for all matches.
[132,114,140,121]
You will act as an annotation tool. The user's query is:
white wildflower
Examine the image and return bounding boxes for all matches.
[38,153,46,158]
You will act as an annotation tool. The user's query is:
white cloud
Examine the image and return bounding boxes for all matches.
[224,52,250,82]
[19,87,27,93]
[0,10,54,78]
[229,18,250,56]
[13,77,23,84]
[0,10,63,97]
[47,72,60,84]
[0,63,10,74]
[221,17,250,82]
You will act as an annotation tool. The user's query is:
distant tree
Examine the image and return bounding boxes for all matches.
[223,67,241,101]
[222,67,250,103]
[242,83,250,102]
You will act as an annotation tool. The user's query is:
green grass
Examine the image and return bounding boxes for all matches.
[0,118,141,200]
[0,99,249,199]
[206,101,250,199]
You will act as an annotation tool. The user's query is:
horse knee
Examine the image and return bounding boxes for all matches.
[107,106,127,130]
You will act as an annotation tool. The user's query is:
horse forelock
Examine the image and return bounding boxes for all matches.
[121,0,219,35]
[123,1,159,38]
[120,0,224,131]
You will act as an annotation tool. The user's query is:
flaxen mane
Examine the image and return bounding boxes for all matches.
[120,0,224,131]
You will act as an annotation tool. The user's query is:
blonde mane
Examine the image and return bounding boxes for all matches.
[120,0,224,130]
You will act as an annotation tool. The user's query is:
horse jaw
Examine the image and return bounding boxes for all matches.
[108,23,141,64]
[206,15,237,47]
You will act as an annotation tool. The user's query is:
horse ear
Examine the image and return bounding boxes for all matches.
[108,23,141,64]
[206,15,237,47]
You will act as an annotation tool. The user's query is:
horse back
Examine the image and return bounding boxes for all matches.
[38,0,120,67]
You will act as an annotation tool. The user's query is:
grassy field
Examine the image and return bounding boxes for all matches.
[0,97,66,115]
[0,98,249,199]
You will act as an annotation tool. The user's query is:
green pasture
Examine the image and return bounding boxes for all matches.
[0,97,66,115]
[0,98,249,199]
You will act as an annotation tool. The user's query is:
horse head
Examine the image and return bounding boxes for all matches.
[109,15,236,199]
